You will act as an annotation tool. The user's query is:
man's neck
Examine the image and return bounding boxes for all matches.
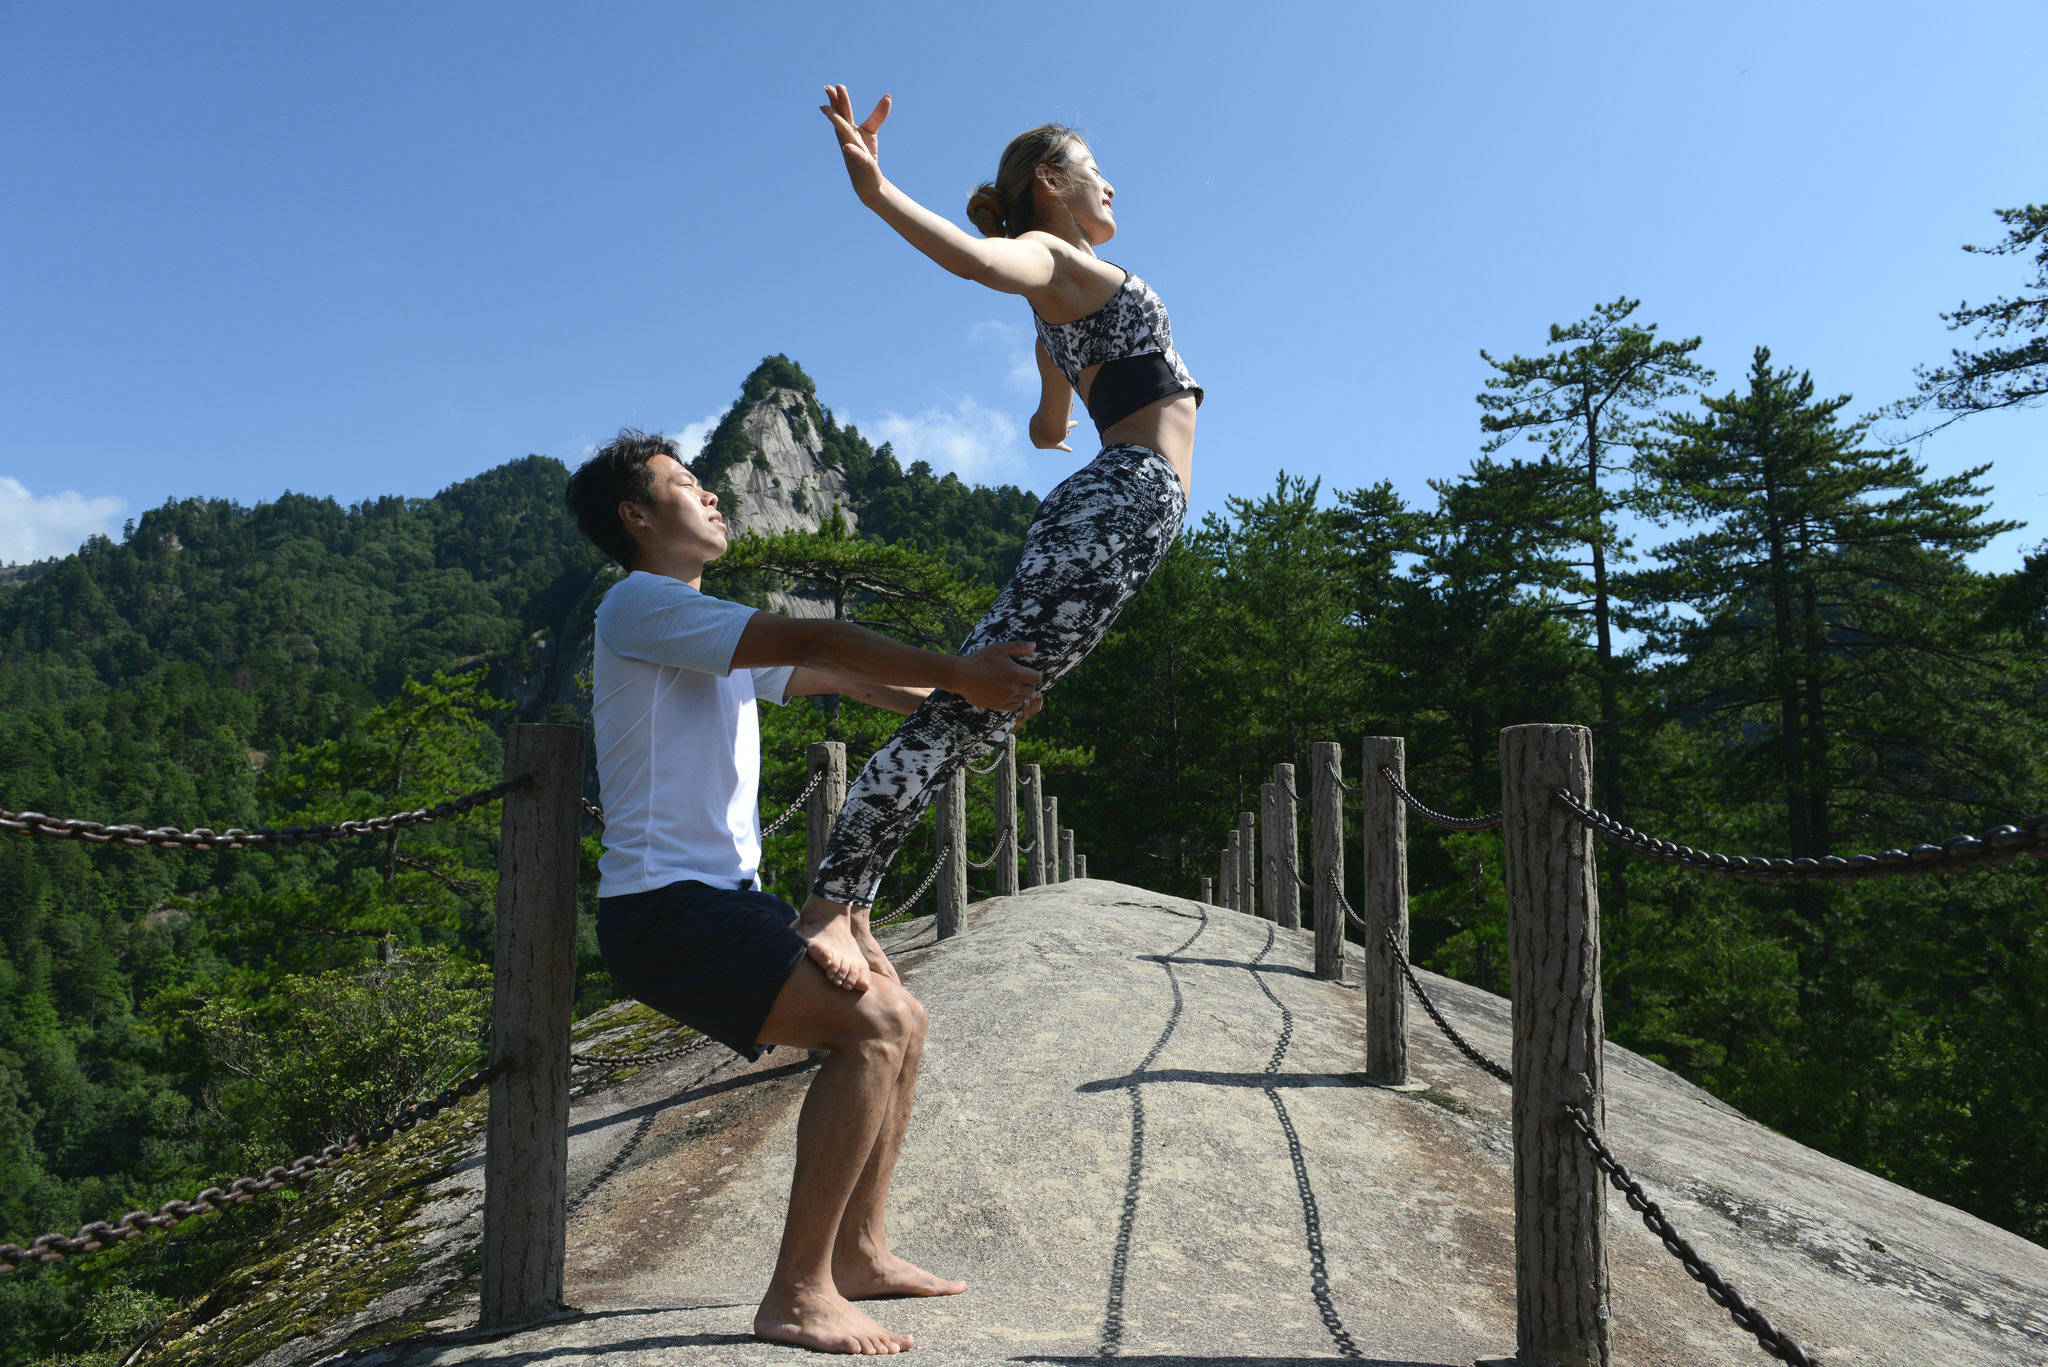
[631,551,706,590]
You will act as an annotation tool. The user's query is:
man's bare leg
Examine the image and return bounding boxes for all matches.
[798,893,870,991]
[749,958,918,1355]
[832,995,965,1299]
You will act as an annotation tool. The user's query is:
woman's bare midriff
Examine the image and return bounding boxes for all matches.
[1076,377,1197,495]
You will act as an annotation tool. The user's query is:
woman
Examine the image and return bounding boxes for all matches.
[800,84,1201,984]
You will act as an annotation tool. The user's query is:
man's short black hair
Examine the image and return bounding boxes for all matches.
[565,429,681,570]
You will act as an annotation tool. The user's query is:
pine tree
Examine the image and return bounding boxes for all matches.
[1477,299,1712,990]
[1891,203,2048,433]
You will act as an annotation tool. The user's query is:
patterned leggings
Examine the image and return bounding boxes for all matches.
[810,442,1188,907]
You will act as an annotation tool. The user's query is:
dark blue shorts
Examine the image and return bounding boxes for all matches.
[596,879,809,1062]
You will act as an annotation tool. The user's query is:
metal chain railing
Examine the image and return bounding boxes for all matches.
[1553,790,2048,884]
[871,847,950,928]
[1282,845,1314,892]
[964,747,1007,775]
[0,781,522,853]
[0,1061,501,1275]
[1381,924,1513,1086]
[580,766,825,837]
[966,827,1014,870]
[760,768,825,840]
[571,1031,719,1071]
[1380,766,1503,831]
[1564,1106,1822,1366]
[1322,871,1514,1085]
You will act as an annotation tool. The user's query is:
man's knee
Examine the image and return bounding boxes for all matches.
[842,982,922,1057]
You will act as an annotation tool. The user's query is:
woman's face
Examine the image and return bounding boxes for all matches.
[1044,143,1116,245]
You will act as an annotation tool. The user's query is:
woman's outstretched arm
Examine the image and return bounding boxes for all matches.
[821,83,1058,295]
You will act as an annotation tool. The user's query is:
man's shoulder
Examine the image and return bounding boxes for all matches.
[596,572,734,628]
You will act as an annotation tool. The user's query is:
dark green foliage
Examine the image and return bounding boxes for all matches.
[1892,203,2048,433]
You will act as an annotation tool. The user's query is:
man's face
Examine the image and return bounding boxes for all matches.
[628,453,728,563]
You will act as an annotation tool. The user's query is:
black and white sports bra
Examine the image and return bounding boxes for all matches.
[1033,267,1203,435]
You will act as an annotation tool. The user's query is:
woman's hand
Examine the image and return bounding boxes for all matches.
[820,83,891,203]
[1029,415,1080,452]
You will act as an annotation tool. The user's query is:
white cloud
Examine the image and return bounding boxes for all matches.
[0,477,128,564]
[970,318,1039,392]
[867,397,1029,486]
[671,411,723,461]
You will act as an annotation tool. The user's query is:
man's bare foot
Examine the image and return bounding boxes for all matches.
[754,1286,912,1355]
[797,900,869,992]
[834,1250,967,1300]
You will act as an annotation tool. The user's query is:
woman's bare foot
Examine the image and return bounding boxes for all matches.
[834,1250,967,1300]
[850,921,899,983]
[797,898,870,992]
[754,1285,912,1354]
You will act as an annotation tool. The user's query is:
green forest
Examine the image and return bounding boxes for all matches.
[1,209,2043,1364]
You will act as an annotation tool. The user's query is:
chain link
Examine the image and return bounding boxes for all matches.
[572,1031,719,1070]
[1564,1106,1823,1366]
[1553,790,2048,883]
[1282,845,1315,892]
[582,767,824,838]
[1380,921,1513,1085]
[964,747,1008,776]
[1323,871,1513,1083]
[1379,766,1503,831]
[0,1062,500,1275]
[760,768,826,840]
[0,782,521,853]
[966,828,1014,870]
[870,847,950,927]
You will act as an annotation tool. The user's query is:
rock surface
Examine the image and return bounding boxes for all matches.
[715,387,861,547]
[272,881,2047,1367]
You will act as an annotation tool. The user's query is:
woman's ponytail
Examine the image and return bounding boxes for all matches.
[965,181,1009,238]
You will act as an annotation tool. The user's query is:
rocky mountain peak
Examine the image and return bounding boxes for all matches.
[713,384,860,540]
[689,355,861,542]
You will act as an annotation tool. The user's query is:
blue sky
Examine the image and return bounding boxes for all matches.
[4,0,2042,572]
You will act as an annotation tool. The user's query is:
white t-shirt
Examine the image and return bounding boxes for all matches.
[591,572,796,898]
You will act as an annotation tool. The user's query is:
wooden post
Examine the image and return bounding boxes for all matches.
[482,724,583,1330]
[1024,764,1048,888]
[1259,781,1278,922]
[1221,832,1238,910]
[1501,723,1608,1367]
[1200,875,1214,905]
[1047,796,1061,882]
[1272,763,1301,930]
[805,741,847,882]
[1237,810,1257,920]
[1061,828,1077,883]
[1311,742,1345,980]
[937,767,967,939]
[1361,736,1414,1087]
[1077,853,1088,880]
[994,735,1020,897]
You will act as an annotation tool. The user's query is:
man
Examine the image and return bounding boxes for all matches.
[565,430,1039,1356]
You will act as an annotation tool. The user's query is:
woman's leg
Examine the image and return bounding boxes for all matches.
[811,445,1187,907]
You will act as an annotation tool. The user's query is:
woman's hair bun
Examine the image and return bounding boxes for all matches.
[965,182,1008,238]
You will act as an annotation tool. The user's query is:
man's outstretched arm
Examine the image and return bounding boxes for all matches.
[783,667,931,714]
[730,612,1038,714]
